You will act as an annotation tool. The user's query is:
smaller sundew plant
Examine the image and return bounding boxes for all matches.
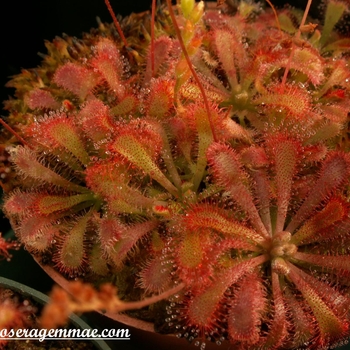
[2,0,350,348]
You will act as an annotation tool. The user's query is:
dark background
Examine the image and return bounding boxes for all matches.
[0,1,156,108]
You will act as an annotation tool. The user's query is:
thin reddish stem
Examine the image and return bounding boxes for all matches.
[119,282,185,311]
[265,0,281,34]
[151,0,156,77]
[298,0,313,39]
[0,118,32,148]
[281,0,313,90]
[165,0,217,142]
[104,0,129,48]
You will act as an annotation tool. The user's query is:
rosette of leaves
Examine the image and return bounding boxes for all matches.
[2,0,350,349]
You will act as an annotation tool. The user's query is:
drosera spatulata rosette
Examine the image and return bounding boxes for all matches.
[2,0,350,348]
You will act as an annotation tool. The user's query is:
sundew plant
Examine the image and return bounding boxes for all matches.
[2,0,350,349]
